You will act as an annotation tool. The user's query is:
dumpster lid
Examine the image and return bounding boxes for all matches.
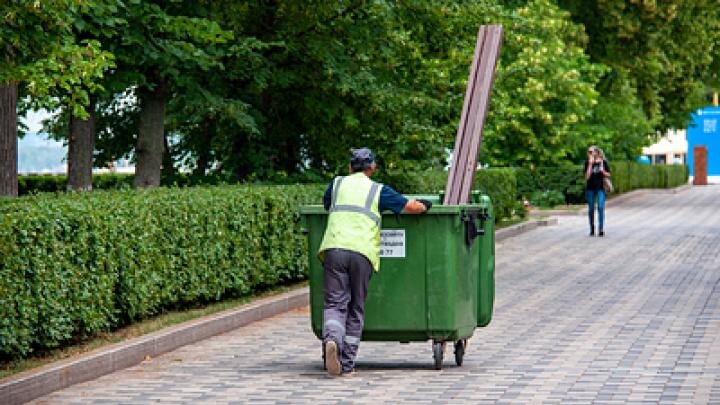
[299,204,488,215]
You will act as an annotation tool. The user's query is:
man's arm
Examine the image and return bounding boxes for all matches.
[379,185,429,214]
[323,180,333,210]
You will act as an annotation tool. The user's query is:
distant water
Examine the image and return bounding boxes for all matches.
[17,133,67,174]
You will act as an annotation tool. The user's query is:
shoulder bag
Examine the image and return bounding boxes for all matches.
[601,160,613,193]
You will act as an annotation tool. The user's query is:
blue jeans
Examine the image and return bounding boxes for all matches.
[586,189,606,232]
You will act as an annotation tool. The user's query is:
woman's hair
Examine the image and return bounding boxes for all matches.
[588,145,605,159]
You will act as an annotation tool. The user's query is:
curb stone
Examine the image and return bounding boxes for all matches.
[2,215,560,405]
[496,217,558,242]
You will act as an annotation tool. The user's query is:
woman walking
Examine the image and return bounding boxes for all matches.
[585,146,611,236]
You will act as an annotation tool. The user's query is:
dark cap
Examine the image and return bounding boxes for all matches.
[350,147,375,169]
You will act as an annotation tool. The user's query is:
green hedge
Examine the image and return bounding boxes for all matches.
[380,168,518,222]
[471,168,518,221]
[18,171,327,196]
[0,184,322,358]
[18,173,134,195]
[515,166,586,204]
[17,173,234,195]
[609,162,689,193]
[22,169,521,221]
[516,163,689,203]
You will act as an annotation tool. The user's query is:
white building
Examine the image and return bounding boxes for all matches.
[641,129,687,165]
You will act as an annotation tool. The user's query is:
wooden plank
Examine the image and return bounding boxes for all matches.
[454,25,503,204]
[457,25,503,203]
[445,26,486,205]
[452,26,494,204]
[444,24,503,204]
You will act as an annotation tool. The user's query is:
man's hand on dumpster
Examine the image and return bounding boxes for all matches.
[417,199,432,212]
[403,199,430,214]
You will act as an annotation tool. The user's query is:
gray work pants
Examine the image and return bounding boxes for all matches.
[322,248,373,373]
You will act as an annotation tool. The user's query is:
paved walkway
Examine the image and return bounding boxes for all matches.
[31,186,720,404]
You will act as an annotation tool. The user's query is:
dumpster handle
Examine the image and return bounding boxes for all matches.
[462,210,485,247]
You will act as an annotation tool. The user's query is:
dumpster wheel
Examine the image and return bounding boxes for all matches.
[432,341,445,370]
[321,342,326,371]
[454,339,467,366]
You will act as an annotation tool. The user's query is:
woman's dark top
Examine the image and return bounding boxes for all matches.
[585,159,611,191]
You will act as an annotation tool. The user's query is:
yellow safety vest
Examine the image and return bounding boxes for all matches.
[318,172,383,271]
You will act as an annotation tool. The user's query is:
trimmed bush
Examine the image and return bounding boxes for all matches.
[17,175,66,194]
[18,173,134,195]
[0,184,322,358]
[18,170,326,196]
[377,169,446,195]
[665,164,690,188]
[529,190,565,208]
[516,166,586,204]
[610,162,688,192]
[91,173,134,190]
[472,168,517,221]
[514,167,537,199]
[20,168,521,223]
[516,163,688,204]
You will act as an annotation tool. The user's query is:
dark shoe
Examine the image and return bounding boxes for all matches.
[324,340,341,376]
[599,231,605,237]
[589,229,595,236]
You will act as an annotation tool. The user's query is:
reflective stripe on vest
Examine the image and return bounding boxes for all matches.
[318,173,383,271]
[329,181,381,227]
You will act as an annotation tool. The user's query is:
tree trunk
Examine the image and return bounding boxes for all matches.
[231,133,252,180]
[161,132,176,180]
[67,95,96,191]
[193,118,214,176]
[0,82,18,197]
[133,83,166,188]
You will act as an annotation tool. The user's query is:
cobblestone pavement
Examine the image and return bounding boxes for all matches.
[31,186,720,404]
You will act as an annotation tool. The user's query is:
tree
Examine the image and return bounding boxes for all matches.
[472,0,606,167]
[89,1,231,188]
[197,0,485,179]
[67,95,96,190]
[64,1,125,190]
[1,1,113,196]
[0,80,17,196]
[557,0,720,130]
[89,1,609,179]
[133,77,167,187]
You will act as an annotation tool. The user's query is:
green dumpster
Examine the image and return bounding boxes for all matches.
[300,195,495,369]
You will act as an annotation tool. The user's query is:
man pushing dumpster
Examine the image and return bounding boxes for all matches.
[318,147,432,377]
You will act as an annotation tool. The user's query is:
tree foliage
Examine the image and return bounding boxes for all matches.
[1,0,115,118]
[1,0,115,196]
[195,0,467,178]
[5,0,719,188]
[557,0,720,130]
[480,0,606,167]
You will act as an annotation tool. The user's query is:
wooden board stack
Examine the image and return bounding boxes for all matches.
[443,25,503,205]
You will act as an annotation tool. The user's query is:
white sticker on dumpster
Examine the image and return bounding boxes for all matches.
[380,230,405,258]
